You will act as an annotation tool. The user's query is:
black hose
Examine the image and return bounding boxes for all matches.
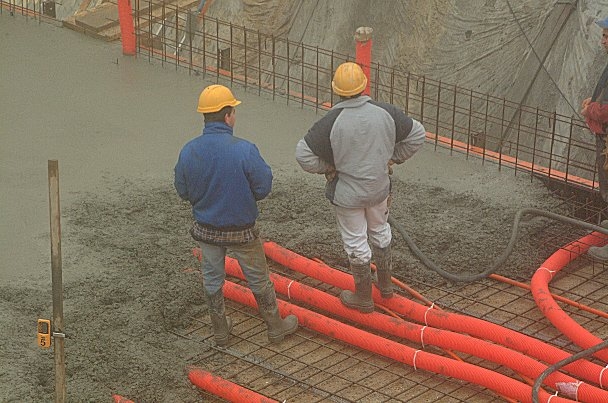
[389,207,608,283]
[531,339,608,403]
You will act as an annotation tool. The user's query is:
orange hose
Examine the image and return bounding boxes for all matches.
[261,242,608,391]
[187,367,278,402]
[222,257,606,402]
[222,279,574,403]
[391,276,435,307]
[491,274,608,320]
[531,232,608,362]
[374,304,469,364]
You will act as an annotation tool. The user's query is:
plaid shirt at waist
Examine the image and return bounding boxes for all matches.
[190,221,259,246]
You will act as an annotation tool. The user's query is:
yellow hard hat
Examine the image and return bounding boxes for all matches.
[331,62,367,97]
[197,84,241,113]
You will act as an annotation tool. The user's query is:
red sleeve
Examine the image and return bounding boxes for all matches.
[586,102,608,124]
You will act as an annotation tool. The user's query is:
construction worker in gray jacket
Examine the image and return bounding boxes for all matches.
[295,62,426,313]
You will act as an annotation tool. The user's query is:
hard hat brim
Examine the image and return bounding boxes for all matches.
[332,78,367,97]
[197,99,241,114]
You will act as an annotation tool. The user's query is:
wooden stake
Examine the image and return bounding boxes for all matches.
[48,160,66,403]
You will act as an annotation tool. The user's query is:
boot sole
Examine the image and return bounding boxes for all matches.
[215,337,230,347]
[340,299,375,313]
[214,318,233,347]
[340,291,375,313]
[345,304,375,313]
[587,251,608,262]
[268,322,299,343]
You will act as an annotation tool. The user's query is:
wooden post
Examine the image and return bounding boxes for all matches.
[48,160,66,403]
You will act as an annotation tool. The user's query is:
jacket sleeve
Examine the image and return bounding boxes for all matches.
[585,102,608,134]
[391,118,426,163]
[295,138,335,174]
[174,150,189,201]
[245,144,273,201]
[298,108,343,170]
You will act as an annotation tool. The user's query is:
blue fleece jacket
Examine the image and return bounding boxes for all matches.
[174,122,272,229]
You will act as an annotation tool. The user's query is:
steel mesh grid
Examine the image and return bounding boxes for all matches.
[179,298,498,402]
[177,195,608,402]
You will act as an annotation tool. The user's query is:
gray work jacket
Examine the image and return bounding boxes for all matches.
[296,95,425,208]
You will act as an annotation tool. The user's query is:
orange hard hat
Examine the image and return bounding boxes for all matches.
[331,62,367,97]
[197,84,241,113]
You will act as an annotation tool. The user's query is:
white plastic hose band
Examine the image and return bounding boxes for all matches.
[547,391,558,403]
[420,326,427,349]
[287,280,294,300]
[424,303,435,326]
[600,364,608,389]
[537,266,556,277]
[413,349,421,371]
[575,380,583,402]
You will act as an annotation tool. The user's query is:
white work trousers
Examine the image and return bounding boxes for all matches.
[334,197,392,265]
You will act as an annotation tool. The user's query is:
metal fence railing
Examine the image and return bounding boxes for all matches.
[2,0,602,199]
[128,0,599,195]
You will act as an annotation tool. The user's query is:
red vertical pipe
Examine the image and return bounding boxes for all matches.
[118,0,136,55]
[355,27,373,96]
[187,367,278,403]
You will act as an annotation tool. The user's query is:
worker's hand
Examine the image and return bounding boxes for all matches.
[388,159,395,175]
[582,97,592,109]
[324,168,336,182]
[581,98,592,117]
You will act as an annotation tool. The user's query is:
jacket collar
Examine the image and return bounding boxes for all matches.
[332,95,372,110]
[203,122,233,135]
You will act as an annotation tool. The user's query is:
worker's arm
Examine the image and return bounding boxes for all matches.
[245,145,273,201]
[295,138,335,174]
[297,109,342,174]
[371,101,425,164]
[391,118,426,164]
[582,101,608,134]
[583,101,608,123]
[174,153,190,201]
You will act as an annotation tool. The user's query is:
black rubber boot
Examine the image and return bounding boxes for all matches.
[588,244,608,262]
[373,244,394,298]
[205,289,233,347]
[340,262,375,313]
[254,286,298,343]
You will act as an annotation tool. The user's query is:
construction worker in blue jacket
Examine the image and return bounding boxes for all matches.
[175,84,298,345]
[296,62,426,313]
